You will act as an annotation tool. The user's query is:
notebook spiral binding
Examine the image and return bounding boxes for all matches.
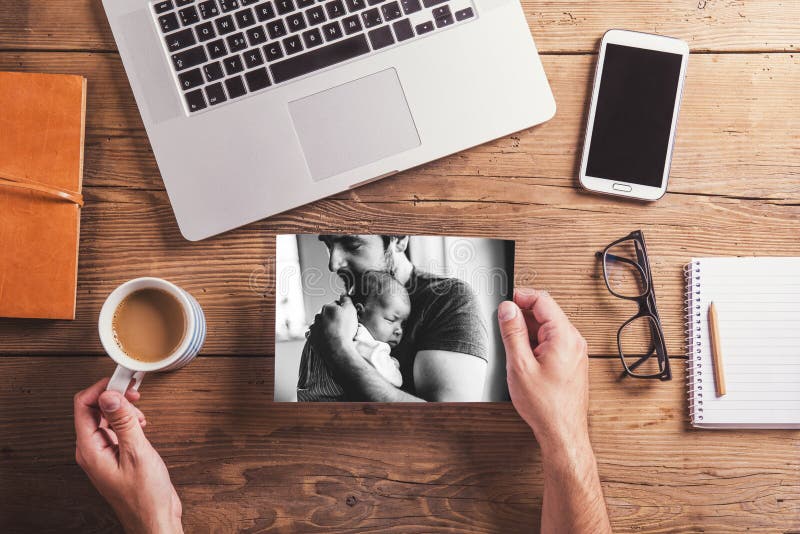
[684,260,703,424]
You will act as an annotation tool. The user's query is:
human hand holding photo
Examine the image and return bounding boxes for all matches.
[498,288,611,534]
[74,379,183,534]
[499,288,590,453]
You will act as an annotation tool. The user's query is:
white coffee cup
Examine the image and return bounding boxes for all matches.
[99,277,206,394]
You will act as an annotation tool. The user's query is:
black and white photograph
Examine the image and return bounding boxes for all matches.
[275,235,515,402]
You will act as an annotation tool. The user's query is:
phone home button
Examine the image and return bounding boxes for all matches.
[612,183,633,192]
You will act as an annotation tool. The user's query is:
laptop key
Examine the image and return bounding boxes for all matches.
[235,8,257,27]
[266,19,288,38]
[361,7,381,28]
[179,6,200,25]
[172,45,208,71]
[226,32,249,52]
[245,67,272,91]
[254,2,277,20]
[454,7,473,20]
[223,54,245,74]
[207,39,228,59]
[392,18,413,41]
[205,82,228,105]
[367,25,393,49]
[431,5,450,18]
[199,0,220,18]
[225,75,248,98]
[297,0,315,7]
[434,13,453,27]
[345,0,366,11]
[246,25,268,45]
[283,35,303,54]
[184,88,207,112]
[196,21,217,40]
[270,33,369,83]
[302,28,323,48]
[306,6,326,25]
[219,0,241,12]
[176,0,196,6]
[322,21,343,41]
[286,13,307,32]
[399,0,420,14]
[241,0,260,5]
[215,15,236,33]
[165,28,197,51]
[422,0,445,6]
[381,1,401,21]
[158,13,180,33]
[367,0,385,5]
[415,20,433,34]
[275,0,295,15]
[204,61,225,81]
[178,68,204,90]
[154,1,174,14]
[264,42,284,61]
[341,14,362,34]
[244,48,265,67]
[325,0,346,19]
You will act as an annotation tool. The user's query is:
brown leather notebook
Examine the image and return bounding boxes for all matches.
[0,72,87,319]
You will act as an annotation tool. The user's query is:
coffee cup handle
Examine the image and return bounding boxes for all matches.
[107,365,146,394]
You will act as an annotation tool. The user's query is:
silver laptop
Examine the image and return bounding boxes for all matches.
[102,0,556,240]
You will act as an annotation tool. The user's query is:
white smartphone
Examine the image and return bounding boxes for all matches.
[579,30,689,201]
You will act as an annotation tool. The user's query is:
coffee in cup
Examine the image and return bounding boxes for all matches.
[99,277,206,394]
[112,288,187,363]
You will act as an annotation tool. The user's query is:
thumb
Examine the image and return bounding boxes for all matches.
[498,301,539,375]
[99,390,147,453]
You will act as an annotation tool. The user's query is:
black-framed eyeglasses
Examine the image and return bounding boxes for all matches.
[596,230,671,381]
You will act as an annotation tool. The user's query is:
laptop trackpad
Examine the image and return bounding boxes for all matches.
[289,68,421,181]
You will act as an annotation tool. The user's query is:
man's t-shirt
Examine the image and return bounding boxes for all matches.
[392,269,489,396]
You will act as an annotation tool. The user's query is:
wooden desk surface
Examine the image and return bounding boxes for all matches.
[1,2,798,532]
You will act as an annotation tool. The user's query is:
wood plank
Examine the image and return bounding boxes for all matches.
[0,184,797,356]
[1,52,798,198]
[0,357,797,533]
[2,1,799,53]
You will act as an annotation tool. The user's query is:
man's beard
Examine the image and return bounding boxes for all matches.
[338,249,397,292]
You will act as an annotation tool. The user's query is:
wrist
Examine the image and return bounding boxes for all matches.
[328,332,356,353]
[118,503,182,534]
[159,513,184,534]
[128,515,182,534]
[538,429,595,475]
[535,422,592,463]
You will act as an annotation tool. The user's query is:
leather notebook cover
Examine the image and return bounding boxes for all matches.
[0,72,87,319]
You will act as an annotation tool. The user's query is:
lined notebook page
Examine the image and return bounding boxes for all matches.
[686,257,800,429]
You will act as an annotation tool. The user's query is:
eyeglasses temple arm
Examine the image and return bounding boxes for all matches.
[601,252,641,268]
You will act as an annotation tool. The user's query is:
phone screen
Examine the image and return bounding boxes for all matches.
[586,44,683,188]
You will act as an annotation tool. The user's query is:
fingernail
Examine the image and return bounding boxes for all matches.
[516,288,537,296]
[498,301,518,321]
[99,392,121,412]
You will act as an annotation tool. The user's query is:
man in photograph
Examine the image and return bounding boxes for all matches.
[305,235,490,402]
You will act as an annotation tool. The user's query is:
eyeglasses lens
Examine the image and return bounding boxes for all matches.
[604,240,648,298]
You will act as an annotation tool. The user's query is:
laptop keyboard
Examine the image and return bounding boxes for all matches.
[152,0,477,114]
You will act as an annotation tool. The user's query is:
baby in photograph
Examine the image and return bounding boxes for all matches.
[297,271,410,401]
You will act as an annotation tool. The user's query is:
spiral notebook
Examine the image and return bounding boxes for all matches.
[685,257,800,429]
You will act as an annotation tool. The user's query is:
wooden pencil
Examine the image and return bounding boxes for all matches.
[707,302,727,397]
